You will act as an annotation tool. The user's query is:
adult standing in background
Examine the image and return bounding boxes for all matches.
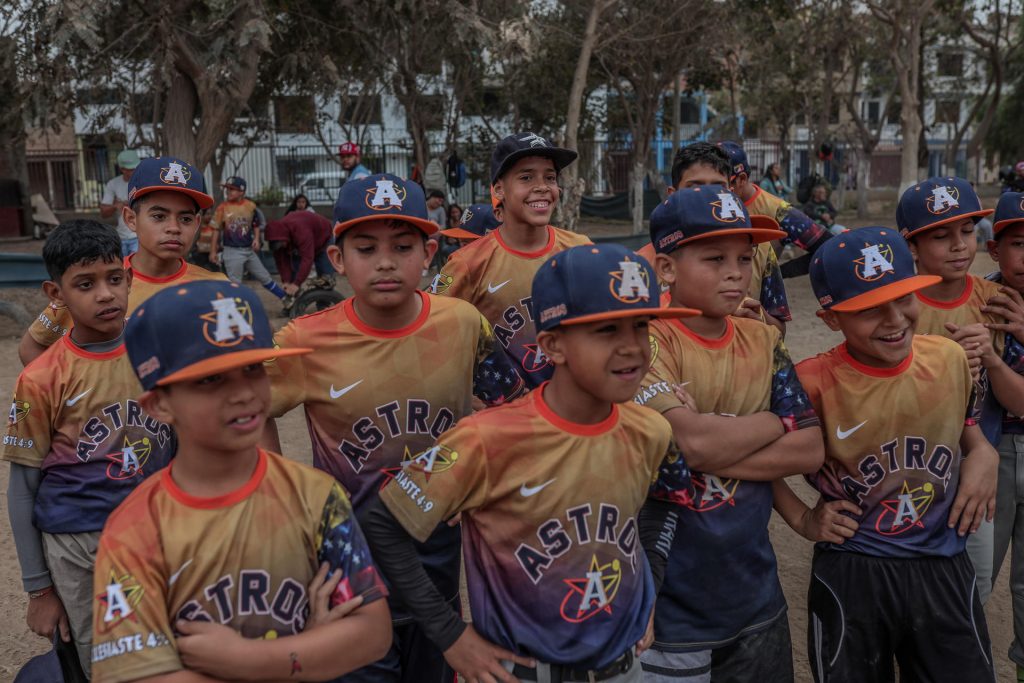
[339,141,372,181]
[100,149,141,256]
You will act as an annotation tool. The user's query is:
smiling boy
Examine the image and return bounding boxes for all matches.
[365,243,695,683]
[4,220,176,676]
[772,226,998,682]
[18,157,225,366]
[264,173,524,683]
[429,132,591,387]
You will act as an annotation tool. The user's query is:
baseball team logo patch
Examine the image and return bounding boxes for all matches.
[96,570,145,633]
[428,273,452,295]
[365,179,406,211]
[8,399,30,425]
[106,435,152,480]
[649,335,660,365]
[609,259,650,304]
[686,473,740,512]
[710,192,744,223]
[160,161,191,187]
[380,445,459,490]
[519,132,549,148]
[925,185,960,215]
[200,295,255,347]
[460,208,474,225]
[854,243,896,282]
[560,554,622,623]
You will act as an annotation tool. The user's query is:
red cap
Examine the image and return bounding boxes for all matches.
[339,142,361,157]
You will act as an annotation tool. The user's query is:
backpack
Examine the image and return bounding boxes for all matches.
[446,152,467,189]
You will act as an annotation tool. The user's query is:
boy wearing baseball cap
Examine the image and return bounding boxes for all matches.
[91,280,391,682]
[982,193,1024,676]
[429,132,591,388]
[365,243,695,682]
[439,202,500,243]
[897,177,1024,602]
[635,185,823,681]
[263,173,525,683]
[4,220,177,677]
[772,227,998,681]
[19,156,227,366]
[209,176,286,300]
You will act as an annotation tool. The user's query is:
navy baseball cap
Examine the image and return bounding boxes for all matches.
[127,157,214,209]
[532,244,699,332]
[993,191,1024,236]
[126,281,310,390]
[896,176,993,239]
[333,173,438,237]
[490,132,577,184]
[810,226,940,312]
[441,203,500,240]
[649,184,785,255]
[222,176,247,192]
[716,141,751,179]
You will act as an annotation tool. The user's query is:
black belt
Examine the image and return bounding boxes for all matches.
[512,650,634,682]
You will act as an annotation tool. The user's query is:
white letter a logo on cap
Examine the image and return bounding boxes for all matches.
[716,193,743,220]
[930,186,959,212]
[617,260,649,299]
[209,298,254,342]
[859,244,895,278]
[370,179,403,208]
[161,162,189,186]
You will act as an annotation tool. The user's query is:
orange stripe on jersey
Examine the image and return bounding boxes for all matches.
[161,449,267,509]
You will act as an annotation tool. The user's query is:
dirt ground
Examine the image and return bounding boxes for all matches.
[0,233,1017,681]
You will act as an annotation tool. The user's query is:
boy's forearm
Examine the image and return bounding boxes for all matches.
[771,479,812,536]
[239,600,391,681]
[260,419,283,453]
[665,408,785,472]
[134,671,228,683]
[638,497,679,593]
[7,463,51,591]
[711,427,825,481]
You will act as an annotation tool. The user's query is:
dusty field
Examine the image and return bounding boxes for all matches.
[0,234,1017,681]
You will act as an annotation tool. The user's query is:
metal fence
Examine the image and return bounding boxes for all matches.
[26,137,968,214]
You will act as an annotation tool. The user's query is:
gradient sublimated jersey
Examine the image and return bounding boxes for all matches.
[635,316,820,648]
[429,226,591,387]
[90,450,386,683]
[27,255,227,348]
[987,271,1024,434]
[798,336,977,558]
[744,184,827,250]
[380,389,692,668]
[2,337,174,533]
[211,198,264,248]
[268,292,524,606]
[914,273,1023,443]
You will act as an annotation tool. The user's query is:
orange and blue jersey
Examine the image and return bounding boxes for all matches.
[268,291,524,610]
[987,271,1024,434]
[26,254,227,349]
[914,273,1024,443]
[744,184,828,251]
[379,388,692,668]
[635,316,819,648]
[429,226,591,387]
[2,336,174,533]
[211,198,264,248]
[797,336,978,558]
[90,449,386,683]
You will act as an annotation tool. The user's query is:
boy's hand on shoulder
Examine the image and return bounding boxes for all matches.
[26,590,69,642]
[732,298,763,322]
[176,619,256,680]
[948,441,998,537]
[672,384,698,413]
[984,286,1024,344]
[444,625,535,683]
[305,562,365,629]
[799,499,862,544]
[945,322,993,375]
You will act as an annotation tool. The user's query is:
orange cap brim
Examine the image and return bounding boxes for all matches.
[828,275,942,312]
[669,227,788,250]
[156,347,312,386]
[333,215,439,237]
[439,228,482,240]
[994,217,1024,235]
[559,305,701,327]
[902,209,994,238]
[131,186,214,210]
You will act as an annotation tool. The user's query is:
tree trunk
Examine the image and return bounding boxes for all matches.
[856,147,872,218]
[631,158,645,235]
[162,69,199,164]
[562,0,605,232]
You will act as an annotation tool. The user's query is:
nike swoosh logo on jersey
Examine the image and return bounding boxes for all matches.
[487,280,511,294]
[169,559,192,586]
[520,478,556,497]
[836,421,867,440]
[330,380,363,399]
[66,389,92,407]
